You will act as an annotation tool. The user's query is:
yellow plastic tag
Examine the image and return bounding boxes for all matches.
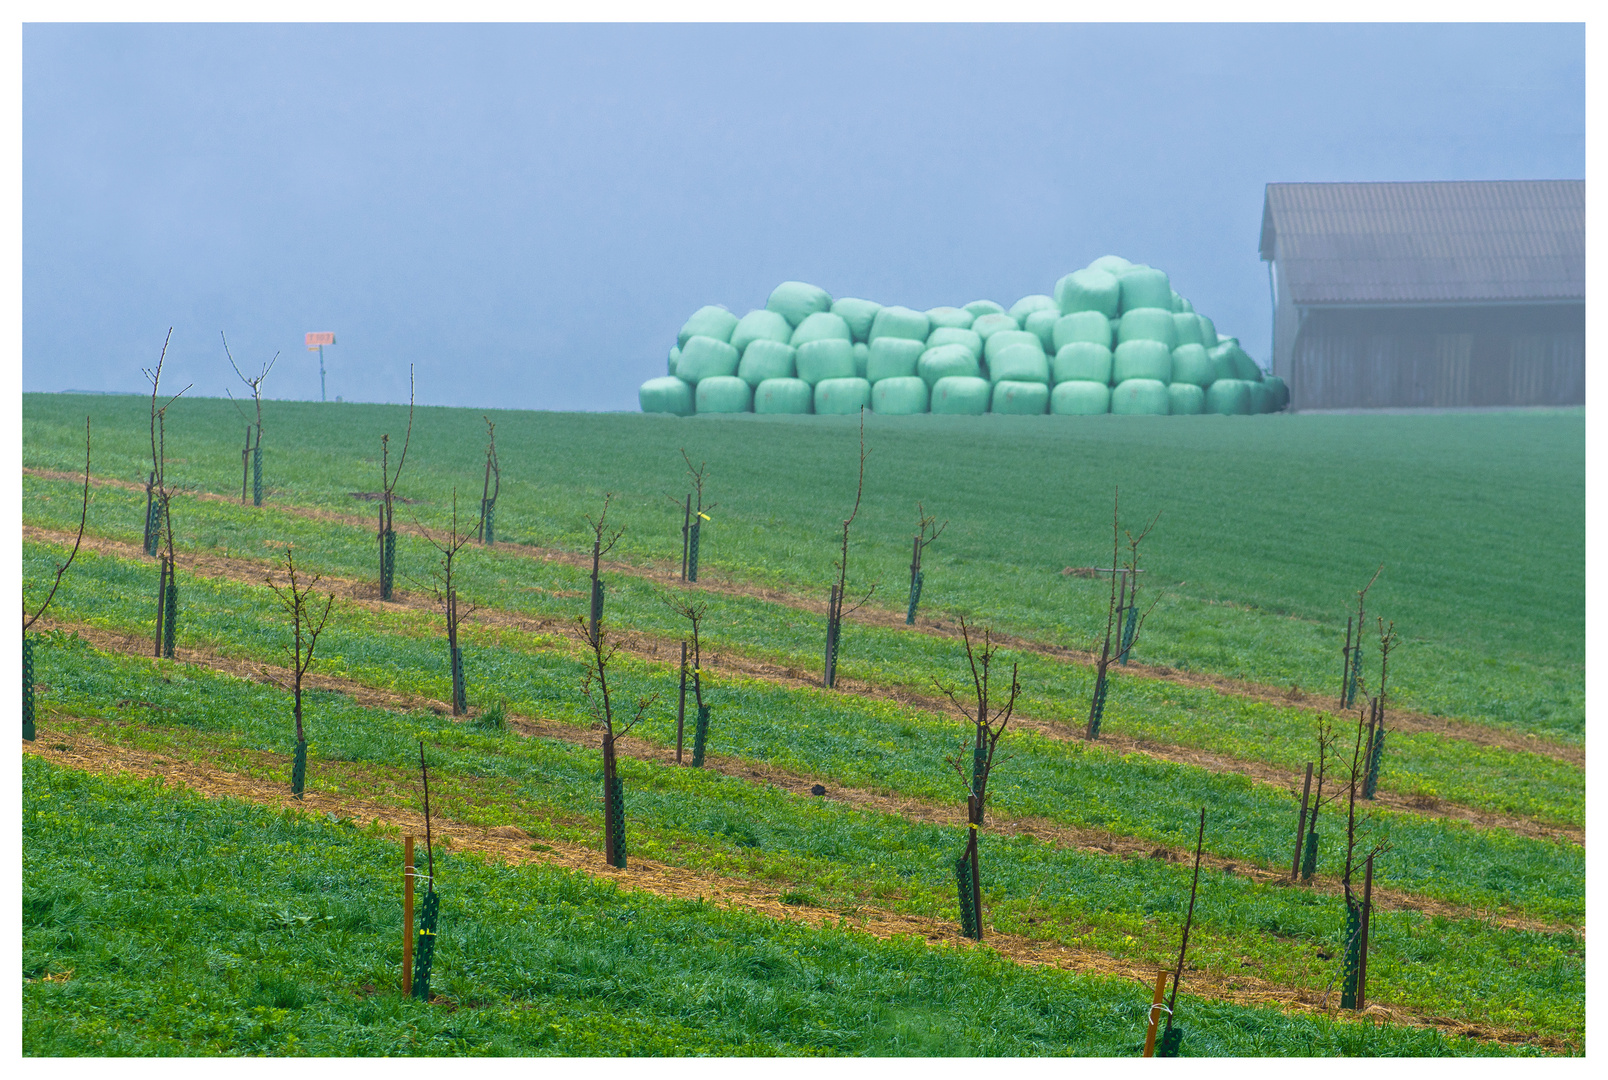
[697,512,711,521]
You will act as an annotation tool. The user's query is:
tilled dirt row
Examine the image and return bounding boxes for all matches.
[20,731,1571,1053]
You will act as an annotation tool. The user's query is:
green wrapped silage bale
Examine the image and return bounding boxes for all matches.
[830,297,882,342]
[1088,254,1133,276]
[1118,267,1171,313]
[1053,342,1113,386]
[1054,268,1121,318]
[1226,341,1264,382]
[871,376,929,415]
[918,343,982,387]
[1008,294,1057,325]
[1248,381,1274,414]
[1206,379,1252,415]
[868,337,927,382]
[677,335,741,383]
[754,377,813,414]
[930,375,991,414]
[992,380,1049,414]
[1169,343,1213,388]
[1172,312,1203,347]
[853,342,869,379]
[1175,294,1195,313]
[796,339,856,385]
[1052,311,1112,352]
[639,376,695,416]
[815,377,871,415]
[1023,308,1059,354]
[1265,375,1289,411]
[1207,342,1239,384]
[971,313,1019,352]
[791,310,852,347]
[668,345,680,376]
[767,281,833,327]
[737,339,797,386]
[962,299,1006,318]
[1051,380,1111,415]
[1112,378,1171,415]
[677,305,738,348]
[730,309,793,354]
[869,305,930,343]
[1169,290,1186,313]
[983,329,1042,364]
[1197,314,1217,348]
[1117,308,1178,348]
[695,375,752,413]
[1113,340,1173,383]
[1168,383,1206,414]
[926,306,974,330]
[926,326,982,360]
[989,342,1049,385]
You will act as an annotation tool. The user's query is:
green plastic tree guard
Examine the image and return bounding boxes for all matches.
[607,775,627,868]
[252,444,263,506]
[692,704,711,767]
[23,634,35,741]
[292,736,307,797]
[412,887,439,999]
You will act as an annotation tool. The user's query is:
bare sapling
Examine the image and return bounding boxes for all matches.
[1340,565,1383,709]
[145,333,191,659]
[1158,807,1207,1057]
[1338,700,1391,1010]
[1363,619,1399,799]
[1300,720,1341,881]
[673,449,717,582]
[265,548,335,798]
[825,409,876,689]
[412,741,440,1000]
[935,617,1021,941]
[23,417,91,741]
[584,495,623,648]
[222,331,278,506]
[668,595,710,765]
[905,502,947,625]
[476,416,500,545]
[418,491,477,716]
[1084,488,1159,739]
[377,365,416,601]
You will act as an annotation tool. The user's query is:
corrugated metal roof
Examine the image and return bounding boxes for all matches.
[1260,180,1583,305]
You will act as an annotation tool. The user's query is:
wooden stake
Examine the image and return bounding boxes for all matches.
[402,834,415,995]
[1357,853,1374,1010]
[1142,970,1170,1057]
[1292,762,1313,880]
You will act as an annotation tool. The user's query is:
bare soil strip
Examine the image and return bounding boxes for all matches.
[25,520,1582,847]
[22,469,1581,767]
[33,618,1577,934]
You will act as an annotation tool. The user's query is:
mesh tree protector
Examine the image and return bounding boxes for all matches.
[692,705,711,767]
[988,343,1050,385]
[1168,344,1213,388]
[1008,294,1057,324]
[676,336,740,383]
[930,375,991,414]
[1117,308,1178,348]
[1171,312,1203,347]
[962,299,1006,318]
[639,376,695,415]
[871,376,929,415]
[1023,309,1059,354]
[1206,379,1252,415]
[730,309,794,354]
[925,306,974,330]
[23,635,35,741]
[737,339,796,386]
[1051,380,1111,415]
[694,375,752,413]
[1053,342,1113,386]
[1052,311,1112,351]
[677,305,738,348]
[1055,268,1121,317]
[790,310,852,346]
[1167,383,1206,415]
[925,326,982,360]
[753,377,813,414]
[766,281,833,327]
[814,377,871,415]
[795,339,857,384]
[992,380,1050,414]
[412,888,440,999]
[867,337,926,382]
[1111,378,1171,415]
[830,297,882,342]
[1113,340,1173,383]
[869,305,931,343]
[917,344,981,387]
[1118,267,1172,313]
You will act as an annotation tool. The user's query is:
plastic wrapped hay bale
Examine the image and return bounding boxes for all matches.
[1168,383,1205,415]
[1169,343,1213,388]
[927,326,983,360]
[1196,314,1218,348]
[830,297,882,342]
[1248,382,1274,414]
[871,375,929,415]
[668,345,681,376]
[1117,308,1178,348]
[791,310,853,347]
[853,342,869,379]
[730,309,794,354]
[815,377,871,415]
[1173,293,1194,313]
[1118,268,1172,313]
[677,335,741,384]
[696,375,753,414]
[1053,342,1113,386]
[869,305,931,343]
[1111,378,1170,415]
[677,305,738,348]
[738,339,797,387]
[767,281,833,327]
[1052,311,1112,351]
[1264,375,1289,411]
[640,376,694,416]
[983,329,1042,364]
[1226,341,1264,382]
[1172,313,1203,347]
[926,306,974,330]
[962,299,1006,318]
[796,339,857,385]
[1087,254,1133,276]
[1206,379,1252,415]
[1054,268,1121,318]
[1009,294,1057,325]
[992,380,1049,414]
[868,337,927,382]
[971,313,1019,351]
[754,377,813,414]
[918,343,982,387]
[1207,342,1240,384]
[987,341,1049,386]
[1051,380,1111,415]
[1113,340,1173,383]
[1023,308,1059,354]
[930,375,991,414]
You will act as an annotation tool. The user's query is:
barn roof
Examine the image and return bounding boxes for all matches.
[1259,180,1583,305]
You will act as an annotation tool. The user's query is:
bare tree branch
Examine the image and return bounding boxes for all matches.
[24,416,91,630]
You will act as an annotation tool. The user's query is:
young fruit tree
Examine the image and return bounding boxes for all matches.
[1156,808,1207,1057]
[476,416,500,545]
[824,410,876,689]
[265,549,335,798]
[1298,719,1342,881]
[22,417,90,741]
[411,741,441,1001]
[221,330,278,507]
[376,366,416,601]
[418,492,476,716]
[144,333,191,659]
[668,595,711,765]
[673,449,717,583]
[934,618,1021,941]
[905,502,947,625]
[585,494,622,647]
[1084,488,1159,739]
[1337,700,1390,1010]
[1339,565,1383,710]
[1363,618,1399,799]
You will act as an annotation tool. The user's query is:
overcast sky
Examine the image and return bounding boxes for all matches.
[22,22,1585,411]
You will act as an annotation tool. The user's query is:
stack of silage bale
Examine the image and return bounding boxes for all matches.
[639,258,1289,417]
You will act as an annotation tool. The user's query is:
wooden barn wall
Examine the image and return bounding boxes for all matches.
[1288,304,1584,411]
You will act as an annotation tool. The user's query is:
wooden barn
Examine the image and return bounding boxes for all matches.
[1260,180,1583,412]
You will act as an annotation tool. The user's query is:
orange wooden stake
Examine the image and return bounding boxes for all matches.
[403,835,415,995]
[1142,970,1170,1057]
